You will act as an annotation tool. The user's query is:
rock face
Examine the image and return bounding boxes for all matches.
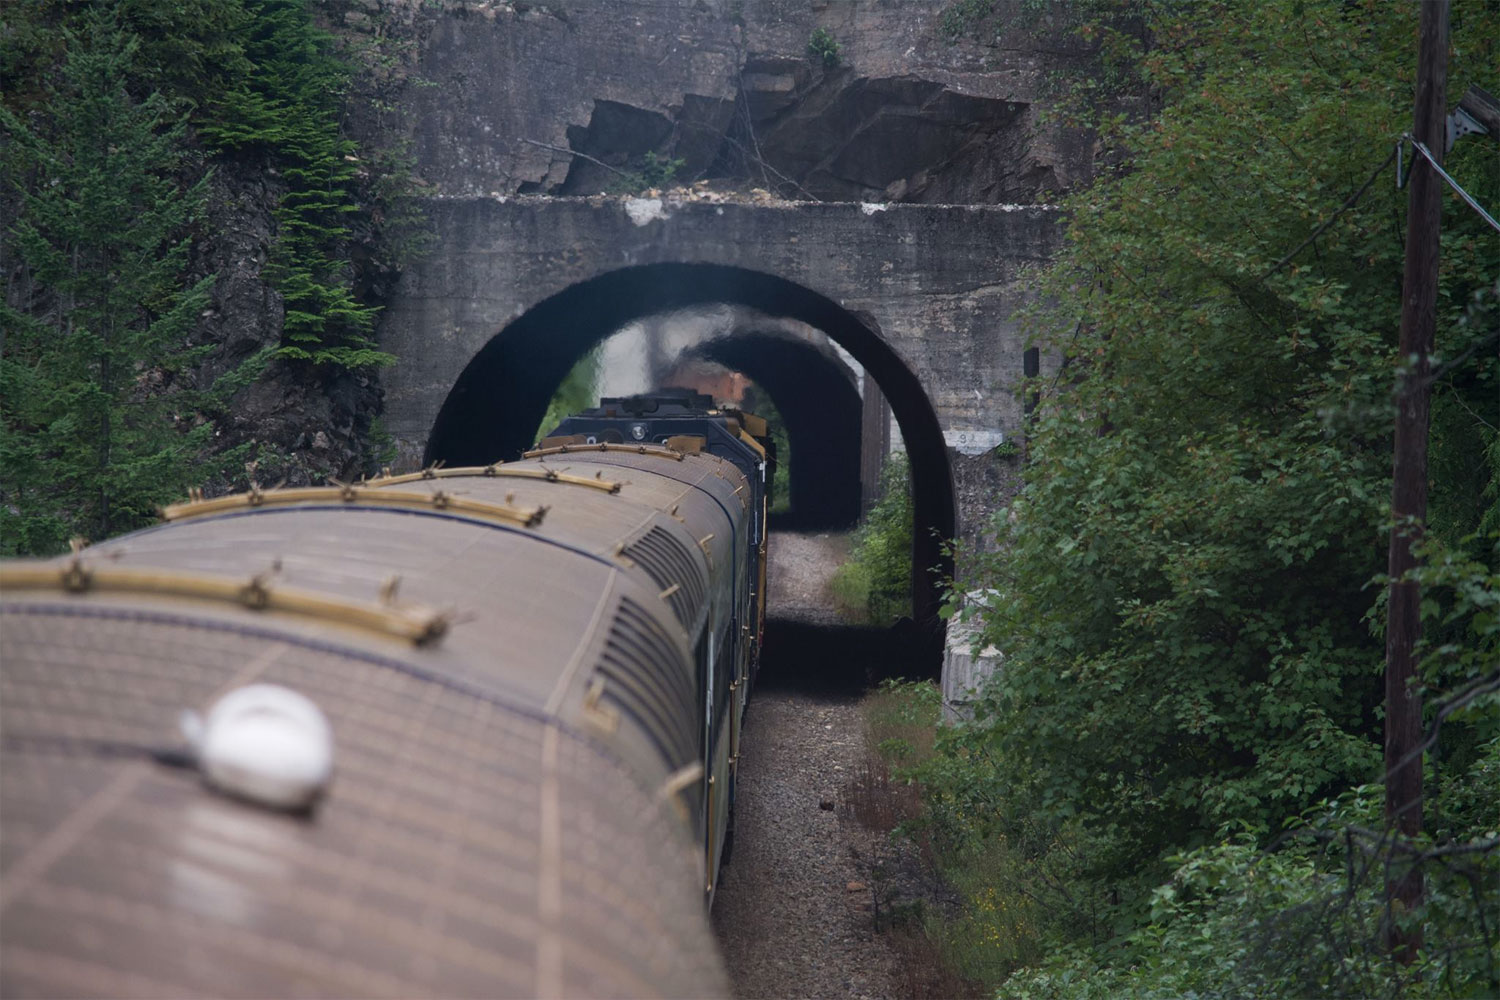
[190,161,382,489]
[201,0,1102,503]
[364,0,1100,205]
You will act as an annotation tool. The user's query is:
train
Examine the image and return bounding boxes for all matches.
[0,388,771,998]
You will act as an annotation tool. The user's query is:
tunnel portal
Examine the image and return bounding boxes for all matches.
[423,262,955,634]
[681,331,863,532]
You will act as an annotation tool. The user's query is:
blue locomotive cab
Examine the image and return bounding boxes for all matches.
[546,390,766,496]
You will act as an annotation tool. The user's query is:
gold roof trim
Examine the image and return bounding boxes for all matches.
[160,485,547,527]
[0,561,450,646]
[364,464,622,494]
[523,442,687,462]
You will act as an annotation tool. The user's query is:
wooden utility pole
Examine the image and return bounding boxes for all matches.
[1384,0,1449,962]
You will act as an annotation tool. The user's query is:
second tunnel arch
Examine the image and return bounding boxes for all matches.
[677,329,864,532]
[424,262,955,636]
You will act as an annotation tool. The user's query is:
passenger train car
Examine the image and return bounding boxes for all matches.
[0,390,769,998]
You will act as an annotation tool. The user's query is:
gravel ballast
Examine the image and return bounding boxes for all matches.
[710,690,901,999]
[711,531,926,998]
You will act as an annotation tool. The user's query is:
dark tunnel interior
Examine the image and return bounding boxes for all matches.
[423,263,953,661]
[681,332,863,532]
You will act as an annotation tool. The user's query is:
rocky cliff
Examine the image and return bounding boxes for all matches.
[333,0,1101,204]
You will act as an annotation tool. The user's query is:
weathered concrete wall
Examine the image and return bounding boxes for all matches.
[942,606,1004,723]
[348,0,1099,204]
[377,193,1060,544]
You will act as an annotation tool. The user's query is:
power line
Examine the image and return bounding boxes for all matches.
[1400,133,1500,233]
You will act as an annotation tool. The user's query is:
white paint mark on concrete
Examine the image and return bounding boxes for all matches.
[625,197,669,226]
[859,202,888,216]
[944,428,1007,455]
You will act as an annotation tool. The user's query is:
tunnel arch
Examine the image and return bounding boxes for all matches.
[679,330,863,532]
[424,262,955,636]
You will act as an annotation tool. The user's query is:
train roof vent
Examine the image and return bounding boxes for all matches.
[593,596,698,767]
[623,526,708,629]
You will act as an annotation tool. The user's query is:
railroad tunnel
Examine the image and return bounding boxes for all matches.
[679,331,863,532]
[424,262,954,669]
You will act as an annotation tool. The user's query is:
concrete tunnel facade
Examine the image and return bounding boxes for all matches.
[377,195,1064,661]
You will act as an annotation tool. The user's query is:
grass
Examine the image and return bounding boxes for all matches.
[843,680,932,834]
[843,682,982,997]
[843,748,923,834]
[849,679,1051,995]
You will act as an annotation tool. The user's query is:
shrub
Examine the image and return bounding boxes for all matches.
[807,27,841,68]
[607,150,686,195]
[830,454,912,624]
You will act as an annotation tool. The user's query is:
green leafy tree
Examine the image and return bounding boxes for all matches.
[969,0,1497,875]
[864,4,1497,992]
[914,4,1500,992]
[0,7,227,553]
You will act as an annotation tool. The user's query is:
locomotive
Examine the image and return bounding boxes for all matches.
[0,389,770,998]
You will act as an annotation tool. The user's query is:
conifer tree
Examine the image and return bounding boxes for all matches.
[200,0,389,370]
[0,6,218,554]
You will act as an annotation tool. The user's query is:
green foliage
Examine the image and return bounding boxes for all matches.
[895,0,1500,994]
[806,27,841,68]
[861,681,1081,985]
[1429,281,1500,545]
[0,0,254,102]
[3,0,411,377]
[738,382,791,514]
[967,0,1497,876]
[831,454,912,624]
[768,420,792,514]
[607,150,686,195]
[940,0,995,42]
[198,0,391,370]
[867,677,943,750]
[639,150,684,189]
[115,0,254,98]
[895,710,1123,970]
[0,8,239,552]
[535,346,602,443]
[365,415,399,470]
[999,769,1500,998]
[0,1,67,103]
[1,0,417,553]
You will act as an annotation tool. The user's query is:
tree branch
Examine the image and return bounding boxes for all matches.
[518,138,631,180]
